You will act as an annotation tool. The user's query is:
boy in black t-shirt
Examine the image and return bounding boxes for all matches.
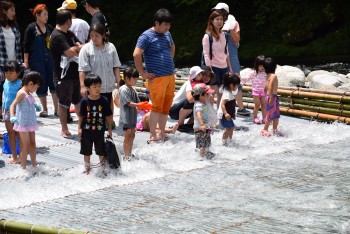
[78,74,113,174]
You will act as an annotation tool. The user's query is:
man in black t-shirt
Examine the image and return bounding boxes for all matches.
[82,0,110,36]
[50,10,83,138]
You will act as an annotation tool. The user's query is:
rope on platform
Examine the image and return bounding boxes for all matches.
[0,165,77,182]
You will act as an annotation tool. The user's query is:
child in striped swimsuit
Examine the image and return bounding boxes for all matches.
[241,55,267,124]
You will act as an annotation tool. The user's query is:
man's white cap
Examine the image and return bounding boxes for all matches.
[212,2,229,13]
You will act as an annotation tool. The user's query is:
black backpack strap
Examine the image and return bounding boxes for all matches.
[224,31,229,54]
[206,32,213,60]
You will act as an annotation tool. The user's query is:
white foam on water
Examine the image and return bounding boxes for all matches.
[0,116,350,211]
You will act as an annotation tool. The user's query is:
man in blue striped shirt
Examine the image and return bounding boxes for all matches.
[133,8,175,143]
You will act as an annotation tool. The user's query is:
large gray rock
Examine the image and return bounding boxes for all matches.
[306,70,344,89]
[240,65,305,88]
[337,83,350,92]
[275,65,305,87]
[240,68,254,85]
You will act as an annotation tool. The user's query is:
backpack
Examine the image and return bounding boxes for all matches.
[104,137,121,169]
[201,31,229,67]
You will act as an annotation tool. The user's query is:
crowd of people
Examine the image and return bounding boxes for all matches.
[0,1,281,172]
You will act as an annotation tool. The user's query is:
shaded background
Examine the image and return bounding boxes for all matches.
[14,0,350,67]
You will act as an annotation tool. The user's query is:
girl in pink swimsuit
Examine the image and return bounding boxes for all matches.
[241,55,267,124]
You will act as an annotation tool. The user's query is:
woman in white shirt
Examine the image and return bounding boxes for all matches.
[0,0,22,127]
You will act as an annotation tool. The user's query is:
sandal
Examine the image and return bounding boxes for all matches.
[61,131,73,139]
[261,130,271,137]
[147,139,163,144]
[8,157,20,164]
[39,111,48,117]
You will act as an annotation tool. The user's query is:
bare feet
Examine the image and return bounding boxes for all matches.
[8,157,20,164]
[170,123,179,133]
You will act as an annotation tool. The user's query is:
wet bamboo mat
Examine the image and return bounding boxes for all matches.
[1,94,350,233]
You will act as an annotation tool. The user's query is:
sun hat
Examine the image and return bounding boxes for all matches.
[201,66,217,85]
[57,0,77,11]
[189,66,204,80]
[192,83,215,96]
[212,2,229,13]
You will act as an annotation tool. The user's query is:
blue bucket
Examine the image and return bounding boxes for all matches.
[2,132,20,154]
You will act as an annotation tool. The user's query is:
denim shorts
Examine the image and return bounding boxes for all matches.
[169,99,193,120]
[212,67,228,86]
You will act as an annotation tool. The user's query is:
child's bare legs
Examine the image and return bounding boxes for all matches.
[28,132,36,167]
[84,155,91,173]
[272,119,279,132]
[199,147,205,157]
[263,119,271,131]
[19,132,36,169]
[260,96,266,120]
[98,155,106,173]
[19,132,29,168]
[252,96,261,119]
[222,127,234,144]
[123,128,136,157]
[5,120,19,161]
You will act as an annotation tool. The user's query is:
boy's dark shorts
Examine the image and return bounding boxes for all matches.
[80,137,105,156]
[56,79,81,108]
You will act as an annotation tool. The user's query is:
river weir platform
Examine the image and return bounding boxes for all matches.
[1,94,350,233]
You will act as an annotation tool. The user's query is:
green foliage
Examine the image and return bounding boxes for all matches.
[13,0,350,65]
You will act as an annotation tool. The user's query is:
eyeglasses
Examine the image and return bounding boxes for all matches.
[81,0,87,5]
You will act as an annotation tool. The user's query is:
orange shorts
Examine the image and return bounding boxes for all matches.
[146,74,175,115]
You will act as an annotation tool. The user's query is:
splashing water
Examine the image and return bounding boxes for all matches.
[0,116,349,211]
